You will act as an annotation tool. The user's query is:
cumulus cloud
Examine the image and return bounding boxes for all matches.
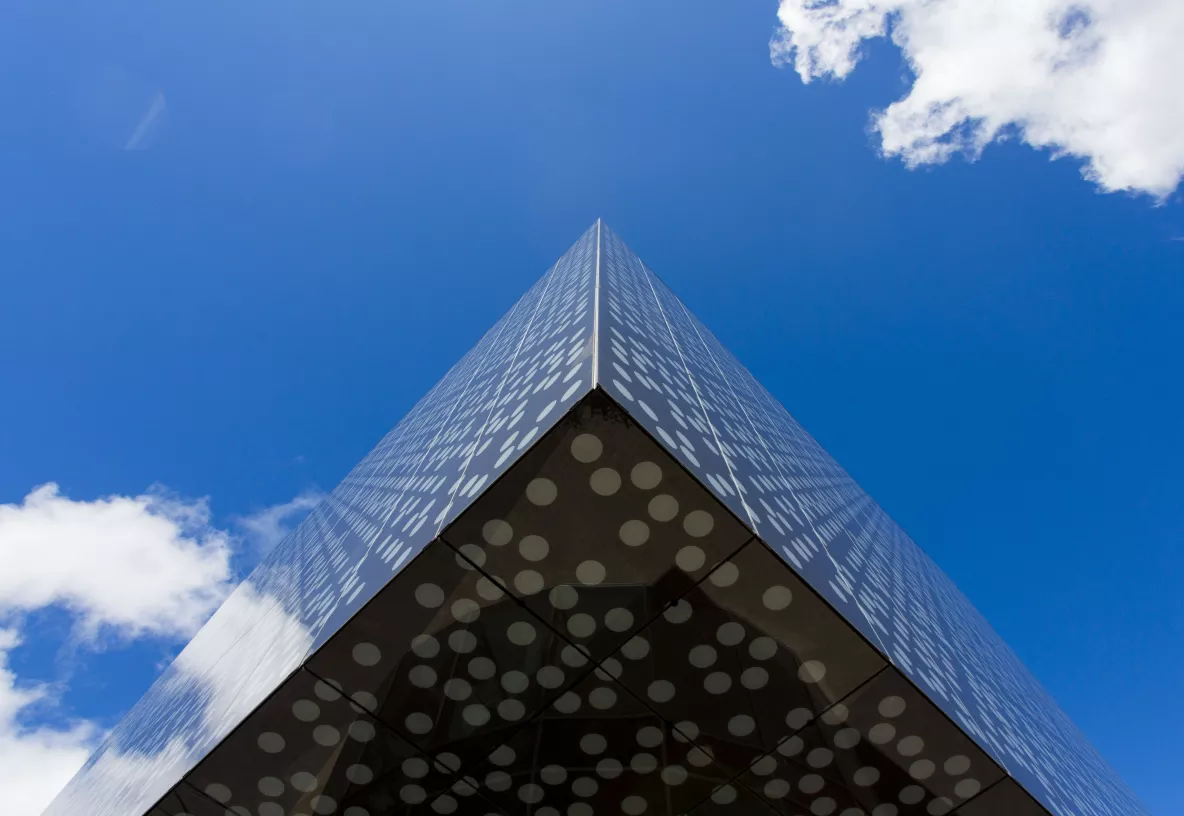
[771,0,1184,197]
[0,484,235,640]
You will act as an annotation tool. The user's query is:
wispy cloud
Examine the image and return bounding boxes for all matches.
[772,0,1184,198]
[235,489,323,556]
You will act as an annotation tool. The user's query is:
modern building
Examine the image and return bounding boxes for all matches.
[44,222,1145,816]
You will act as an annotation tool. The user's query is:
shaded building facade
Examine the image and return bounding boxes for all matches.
[44,223,1145,816]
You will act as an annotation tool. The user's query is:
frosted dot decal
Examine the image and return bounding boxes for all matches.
[807,747,833,767]
[631,753,658,774]
[879,696,907,718]
[728,714,755,736]
[795,775,823,795]
[660,765,688,786]
[598,758,624,778]
[462,704,490,726]
[663,600,692,624]
[944,755,971,775]
[410,634,439,658]
[740,666,769,689]
[537,665,565,688]
[468,656,496,680]
[647,494,678,521]
[868,723,896,745]
[313,680,342,701]
[762,585,793,610]
[526,478,557,505]
[786,707,813,730]
[688,644,717,668]
[675,545,706,571]
[910,759,936,779]
[292,700,320,722]
[590,467,622,495]
[312,724,340,746]
[498,699,525,720]
[400,785,426,804]
[541,764,568,785]
[900,785,926,804]
[348,721,375,742]
[764,779,790,799]
[708,561,738,586]
[513,570,545,595]
[567,613,596,638]
[549,584,579,609]
[448,630,478,653]
[821,704,849,725]
[518,784,545,803]
[488,745,516,766]
[580,733,607,754]
[506,621,537,645]
[712,786,737,804]
[570,433,603,462]
[716,622,745,646]
[414,584,445,609]
[622,795,648,814]
[576,560,606,585]
[798,660,827,683]
[456,543,485,569]
[500,669,529,693]
[290,772,317,793]
[405,712,433,734]
[954,778,981,798]
[637,726,664,747]
[621,636,650,659]
[897,735,925,756]
[443,678,472,701]
[258,732,285,753]
[590,608,627,636]
[748,636,777,660]
[205,783,232,803]
[682,510,714,537]
[835,727,861,749]
[519,534,549,561]
[704,671,732,694]
[450,598,480,623]
[618,519,650,546]
[311,795,337,814]
[482,520,513,546]
[647,680,675,702]
[630,461,663,489]
[258,777,284,797]
[554,692,581,713]
[346,764,373,784]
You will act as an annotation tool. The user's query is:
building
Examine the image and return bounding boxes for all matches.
[44,222,1146,816]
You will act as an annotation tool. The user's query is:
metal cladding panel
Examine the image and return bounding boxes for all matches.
[42,225,598,816]
[594,224,1145,816]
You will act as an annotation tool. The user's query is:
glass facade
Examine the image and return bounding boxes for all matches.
[43,222,1144,816]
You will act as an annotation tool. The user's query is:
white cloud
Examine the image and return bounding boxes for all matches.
[236,489,322,556]
[0,484,235,640]
[772,0,1184,198]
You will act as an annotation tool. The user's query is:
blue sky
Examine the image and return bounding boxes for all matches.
[1,1,1181,814]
